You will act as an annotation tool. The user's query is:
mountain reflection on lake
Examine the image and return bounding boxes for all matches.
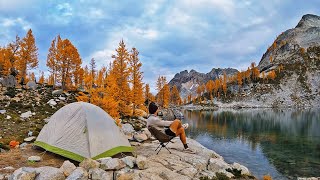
[182,108,320,179]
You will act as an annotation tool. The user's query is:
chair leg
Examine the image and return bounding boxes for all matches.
[156,146,163,155]
[155,143,163,152]
[164,145,172,154]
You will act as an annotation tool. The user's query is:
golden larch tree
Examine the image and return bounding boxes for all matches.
[170,85,181,106]
[222,71,228,97]
[156,76,167,107]
[111,40,132,117]
[162,84,170,108]
[89,58,96,86]
[17,29,38,80]
[47,37,58,87]
[206,80,214,100]
[129,47,144,116]
[237,72,243,91]
[38,71,45,84]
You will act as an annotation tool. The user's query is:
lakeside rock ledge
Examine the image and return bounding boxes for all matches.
[4,137,254,180]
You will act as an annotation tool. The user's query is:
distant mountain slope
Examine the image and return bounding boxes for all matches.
[258,14,320,72]
[168,68,238,99]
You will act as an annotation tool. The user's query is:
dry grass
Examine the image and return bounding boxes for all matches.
[0,144,68,174]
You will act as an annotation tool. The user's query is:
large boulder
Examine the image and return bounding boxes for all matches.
[60,160,76,177]
[26,81,37,90]
[1,75,17,88]
[66,167,88,180]
[35,166,65,180]
[121,156,136,168]
[121,124,135,135]
[133,133,148,142]
[98,157,126,170]
[208,158,231,172]
[89,168,113,180]
[79,159,100,171]
[232,162,250,175]
[9,167,37,180]
[141,128,152,139]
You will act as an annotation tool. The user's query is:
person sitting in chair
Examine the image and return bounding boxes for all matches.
[147,102,195,154]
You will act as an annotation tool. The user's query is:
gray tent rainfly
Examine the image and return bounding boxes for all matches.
[35,102,133,162]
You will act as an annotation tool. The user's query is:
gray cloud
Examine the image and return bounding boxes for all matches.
[0,0,319,93]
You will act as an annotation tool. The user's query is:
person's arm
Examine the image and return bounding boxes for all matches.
[150,116,172,127]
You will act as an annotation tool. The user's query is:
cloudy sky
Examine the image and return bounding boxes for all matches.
[0,0,319,92]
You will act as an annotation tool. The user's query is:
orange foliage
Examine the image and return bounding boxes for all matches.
[237,72,243,88]
[300,47,305,55]
[263,175,272,180]
[269,55,273,62]
[267,70,276,80]
[0,47,12,76]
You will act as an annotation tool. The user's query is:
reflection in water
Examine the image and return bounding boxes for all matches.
[183,109,320,180]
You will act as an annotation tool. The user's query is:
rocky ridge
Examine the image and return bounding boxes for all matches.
[169,68,238,99]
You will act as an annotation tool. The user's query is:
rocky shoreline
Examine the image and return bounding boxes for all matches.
[0,122,254,180]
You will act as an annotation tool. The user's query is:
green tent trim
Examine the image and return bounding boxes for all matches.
[34,141,134,162]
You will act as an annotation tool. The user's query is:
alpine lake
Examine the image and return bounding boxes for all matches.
[182,108,320,179]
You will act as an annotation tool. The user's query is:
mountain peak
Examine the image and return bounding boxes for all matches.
[296,14,320,28]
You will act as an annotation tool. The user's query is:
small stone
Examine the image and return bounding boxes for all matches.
[2,166,15,171]
[24,136,36,142]
[66,167,88,180]
[6,115,11,119]
[130,142,141,146]
[28,156,41,162]
[47,99,57,106]
[60,160,76,177]
[20,143,28,149]
[79,158,100,171]
[89,168,113,180]
[136,155,148,170]
[0,110,6,114]
[58,97,66,100]
[20,111,32,118]
[52,89,63,95]
[98,157,126,170]
[133,133,148,142]
[121,156,136,168]
[115,167,134,179]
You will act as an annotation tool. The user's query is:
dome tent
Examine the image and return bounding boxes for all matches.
[34,102,133,162]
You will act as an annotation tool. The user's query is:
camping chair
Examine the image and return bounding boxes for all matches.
[148,126,175,154]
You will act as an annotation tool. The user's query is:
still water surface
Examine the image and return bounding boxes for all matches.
[182,109,320,179]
